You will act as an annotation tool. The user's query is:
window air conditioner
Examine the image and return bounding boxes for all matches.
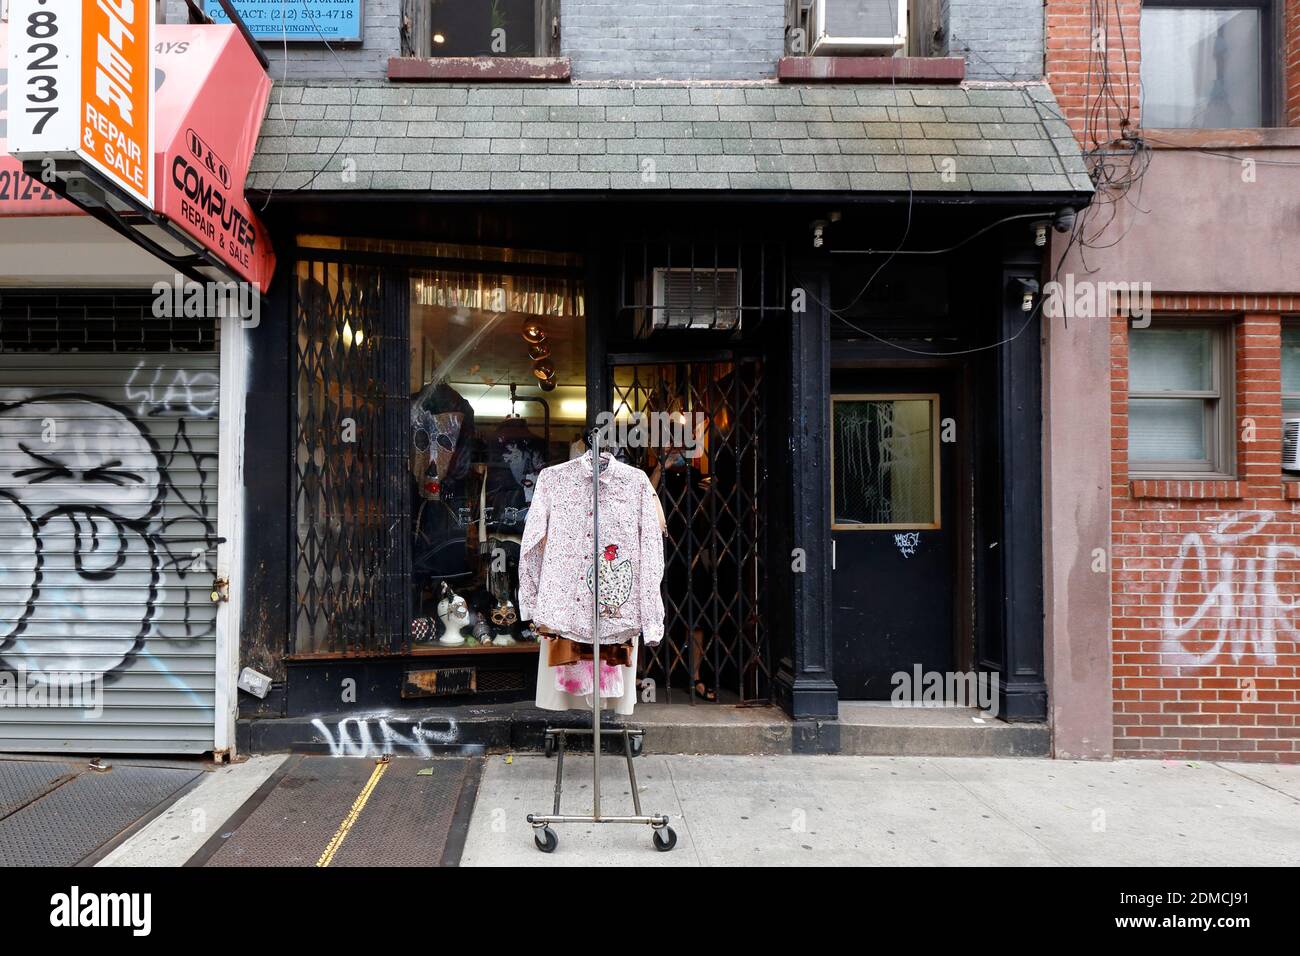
[651,268,741,331]
[1284,418,1300,471]
[808,0,908,56]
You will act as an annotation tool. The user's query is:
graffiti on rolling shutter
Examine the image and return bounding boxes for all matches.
[0,355,221,686]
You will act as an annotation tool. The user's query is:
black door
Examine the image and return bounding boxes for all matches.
[829,370,957,699]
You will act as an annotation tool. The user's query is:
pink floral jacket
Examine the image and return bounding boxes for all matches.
[518,454,665,645]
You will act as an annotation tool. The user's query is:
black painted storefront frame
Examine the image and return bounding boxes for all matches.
[239,194,1083,727]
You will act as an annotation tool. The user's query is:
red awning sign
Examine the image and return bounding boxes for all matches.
[2,19,276,291]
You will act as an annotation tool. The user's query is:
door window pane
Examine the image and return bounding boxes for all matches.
[832,397,936,528]
[1129,398,1207,461]
[1141,7,1263,128]
[1129,327,1212,392]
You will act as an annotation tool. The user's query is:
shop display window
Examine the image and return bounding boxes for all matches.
[407,247,586,651]
[292,237,585,657]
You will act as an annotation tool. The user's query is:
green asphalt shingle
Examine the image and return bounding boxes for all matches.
[249,82,1092,194]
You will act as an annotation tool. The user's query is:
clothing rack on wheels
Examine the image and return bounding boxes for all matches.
[526,427,677,853]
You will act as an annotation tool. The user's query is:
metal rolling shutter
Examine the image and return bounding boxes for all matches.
[0,293,219,754]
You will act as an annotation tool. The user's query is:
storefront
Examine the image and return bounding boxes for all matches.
[243,204,789,725]
[0,10,1095,749]
[241,169,1090,746]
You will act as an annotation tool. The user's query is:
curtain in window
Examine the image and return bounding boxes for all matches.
[1141,8,1262,128]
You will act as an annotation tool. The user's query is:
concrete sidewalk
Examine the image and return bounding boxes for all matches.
[97,756,287,868]
[461,754,1300,866]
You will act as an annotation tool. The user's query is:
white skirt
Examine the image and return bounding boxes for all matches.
[534,637,639,717]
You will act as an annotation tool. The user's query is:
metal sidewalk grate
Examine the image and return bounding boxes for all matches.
[0,759,78,820]
[0,762,201,867]
[202,755,477,867]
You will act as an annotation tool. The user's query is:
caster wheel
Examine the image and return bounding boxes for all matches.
[630,736,644,758]
[544,736,556,758]
[652,826,677,852]
[534,827,558,853]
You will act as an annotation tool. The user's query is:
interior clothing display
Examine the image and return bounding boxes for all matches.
[410,381,475,494]
[485,417,546,534]
[518,453,666,646]
[534,635,640,716]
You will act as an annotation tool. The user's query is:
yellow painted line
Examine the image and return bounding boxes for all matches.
[316,759,389,868]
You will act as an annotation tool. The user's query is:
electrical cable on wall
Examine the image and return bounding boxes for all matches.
[798,206,1084,358]
[260,0,362,208]
[951,20,1148,277]
[831,0,914,315]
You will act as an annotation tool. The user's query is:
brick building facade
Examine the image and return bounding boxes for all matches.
[1045,1,1300,761]
[23,0,1297,762]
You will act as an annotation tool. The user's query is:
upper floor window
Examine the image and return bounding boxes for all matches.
[1128,322,1235,477]
[1282,324,1300,420]
[787,0,920,57]
[1140,1,1276,128]
[405,0,560,58]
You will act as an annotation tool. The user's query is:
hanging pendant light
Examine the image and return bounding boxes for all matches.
[521,317,546,344]
[532,358,555,381]
[528,341,551,360]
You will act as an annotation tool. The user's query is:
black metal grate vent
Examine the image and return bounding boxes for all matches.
[620,238,785,337]
[475,668,527,693]
[0,291,216,353]
[611,358,770,704]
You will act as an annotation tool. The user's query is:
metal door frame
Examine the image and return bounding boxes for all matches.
[828,361,975,681]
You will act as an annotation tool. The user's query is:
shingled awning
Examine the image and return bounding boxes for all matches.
[248,82,1092,195]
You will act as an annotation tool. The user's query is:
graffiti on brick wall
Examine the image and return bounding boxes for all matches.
[0,392,219,685]
[1160,510,1298,667]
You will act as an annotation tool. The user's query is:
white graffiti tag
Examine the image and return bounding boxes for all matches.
[311,717,461,758]
[125,362,219,419]
[1161,510,1299,667]
[894,532,920,558]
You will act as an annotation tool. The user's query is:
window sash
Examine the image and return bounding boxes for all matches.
[1128,321,1234,476]
[1140,0,1278,128]
[414,0,560,58]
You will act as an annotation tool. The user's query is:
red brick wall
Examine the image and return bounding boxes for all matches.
[1044,0,1142,145]
[1111,301,1300,762]
[1047,3,1300,762]
[1047,1,1300,134]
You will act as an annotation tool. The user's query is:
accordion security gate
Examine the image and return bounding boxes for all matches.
[292,260,409,658]
[611,359,770,704]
